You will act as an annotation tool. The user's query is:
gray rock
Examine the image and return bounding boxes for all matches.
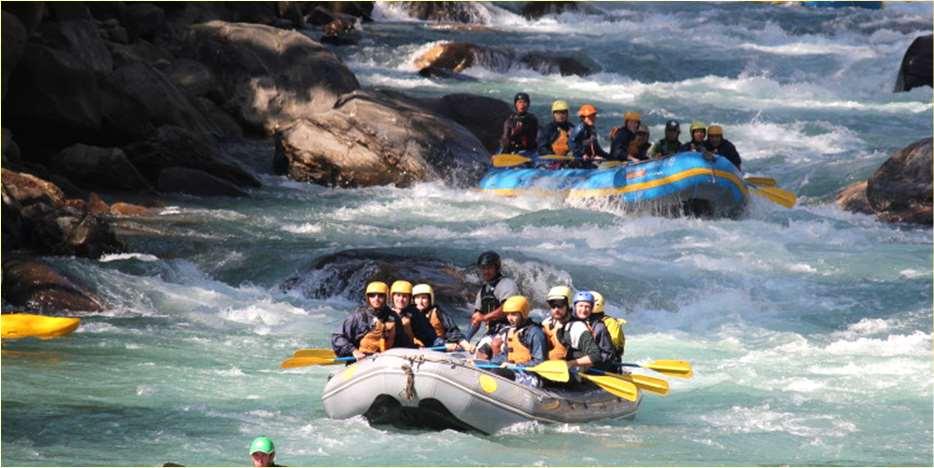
[2,255,104,312]
[394,2,489,23]
[894,34,932,93]
[157,166,248,197]
[123,2,165,40]
[183,21,360,134]
[866,137,932,225]
[416,93,512,153]
[414,41,598,77]
[2,12,27,99]
[106,39,174,67]
[193,97,243,138]
[109,62,216,137]
[51,144,151,191]
[279,89,488,188]
[166,58,216,98]
[38,18,114,74]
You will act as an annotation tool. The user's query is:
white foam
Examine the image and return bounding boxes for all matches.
[282,223,323,235]
[99,253,160,263]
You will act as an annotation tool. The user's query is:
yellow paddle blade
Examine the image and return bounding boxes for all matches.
[744,176,777,187]
[280,356,339,369]
[1,314,81,340]
[525,360,570,382]
[491,153,532,168]
[598,161,624,169]
[646,360,694,379]
[580,374,639,401]
[750,186,796,208]
[538,154,575,161]
[293,348,338,359]
[602,371,669,396]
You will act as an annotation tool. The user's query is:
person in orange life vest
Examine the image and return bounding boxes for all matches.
[609,111,642,161]
[568,104,609,168]
[488,296,547,387]
[564,291,616,373]
[625,123,651,162]
[471,251,519,360]
[412,283,472,351]
[331,281,414,359]
[540,286,573,361]
[499,92,539,155]
[537,100,573,168]
[389,280,437,348]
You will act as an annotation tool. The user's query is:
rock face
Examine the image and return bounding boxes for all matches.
[280,249,477,316]
[277,89,488,188]
[520,1,591,19]
[836,138,932,225]
[157,167,248,197]
[2,256,104,312]
[894,34,932,93]
[37,16,114,74]
[50,144,152,191]
[182,21,360,134]
[1,11,27,99]
[417,93,512,153]
[414,41,598,76]
[393,2,490,23]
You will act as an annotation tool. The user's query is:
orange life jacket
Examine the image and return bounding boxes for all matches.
[424,306,446,338]
[552,128,570,156]
[358,315,396,354]
[506,325,533,364]
[542,319,568,360]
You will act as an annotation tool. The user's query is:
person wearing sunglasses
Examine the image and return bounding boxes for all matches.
[331,281,414,359]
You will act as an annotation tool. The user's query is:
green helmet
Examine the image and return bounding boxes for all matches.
[250,436,275,455]
[689,120,706,133]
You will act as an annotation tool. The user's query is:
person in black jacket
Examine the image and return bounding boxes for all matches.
[412,283,472,351]
[680,120,707,152]
[609,110,642,161]
[499,92,539,155]
[389,280,437,348]
[651,119,683,158]
[331,282,415,359]
[705,125,742,170]
[568,104,608,167]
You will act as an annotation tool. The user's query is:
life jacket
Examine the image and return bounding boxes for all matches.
[597,314,626,355]
[479,276,502,314]
[505,324,534,364]
[423,306,446,338]
[552,127,570,156]
[358,313,397,354]
[541,318,568,360]
[507,113,535,151]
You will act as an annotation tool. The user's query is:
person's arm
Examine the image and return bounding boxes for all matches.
[537,124,554,156]
[593,323,617,364]
[609,132,625,160]
[727,141,742,170]
[331,312,363,357]
[569,125,585,158]
[527,117,540,152]
[525,327,547,366]
[499,117,513,152]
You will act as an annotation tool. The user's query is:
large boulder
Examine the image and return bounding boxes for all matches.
[50,143,151,191]
[866,138,932,224]
[156,167,247,197]
[392,2,490,23]
[834,181,872,215]
[123,2,165,41]
[182,21,360,134]
[414,41,598,76]
[2,256,104,312]
[416,93,512,153]
[106,39,174,68]
[166,58,217,98]
[894,34,932,93]
[2,11,27,99]
[277,89,488,188]
[2,1,46,34]
[37,17,114,74]
[1,170,65,208]
[123,125,261,188]
[520,1,595,19]
[280,249,477,316]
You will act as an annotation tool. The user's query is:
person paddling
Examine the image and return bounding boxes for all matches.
[470,251,519,360]
[564,291,616,374]
[651,120,683,158]
[412,283,472,351]
[389,280,436,348]
[499,92,539,156]
[609,111,642,161]
[331,281,414,359]
[704,125,742,170]
[489,295,547,388]
[537,100,573,168]
[569,104,609,168]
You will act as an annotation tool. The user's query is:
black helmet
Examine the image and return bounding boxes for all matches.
[665,119,680,132]
[514,92,530,104]
[476,251,501,268]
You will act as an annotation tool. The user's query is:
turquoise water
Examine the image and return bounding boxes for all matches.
[2,2,932,466]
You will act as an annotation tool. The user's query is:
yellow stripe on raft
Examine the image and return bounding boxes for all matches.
[1,313,81,340]
[484,168,747,199]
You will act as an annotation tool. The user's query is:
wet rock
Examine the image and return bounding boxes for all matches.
[2,11,27,99]
[520,1,589,19]
[2,256,104,312]
[87,2,127,22]
[393,2,489,23]
[50,143,151,191]
[166,58,216,98]
[414,41,598,76]
[417,66,479,82]
[98,72,158,145]
[278,89,488,188]
[108,62,215,137]
[866,138,932,225]
[416,93,511,153]
[280,249,477,315]
[193,97,244,139]
[86,192,110,216]
[156,167,248,197]
[99,18,129,44]
[106,39,174,67]
[835,181,872,215]
[894,34,932,93]
[110,201,153,217]
[37,17,114,74]
[1,170,65,208]
[183,20,360,134]
[123,2,165,40]
[123,125,260,188]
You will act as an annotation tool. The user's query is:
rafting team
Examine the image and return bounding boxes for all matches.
[331,251,627,389]
[501,92,742,171]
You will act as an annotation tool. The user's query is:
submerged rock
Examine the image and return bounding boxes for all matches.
[414,41,598,77]
[1,255,104,312]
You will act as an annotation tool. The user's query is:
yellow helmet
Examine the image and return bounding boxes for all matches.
[592,291,605,313]
[689,120,706,133]
[551,100,570,112]
[412,283,434,304]
[502,295,530,318]
[624,111,641,122]
[365,281,389,296]
[707,125,723,136]
[390,280,413,296]
[546,286,573,304]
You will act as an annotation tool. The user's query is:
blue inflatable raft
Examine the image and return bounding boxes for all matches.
[479,152,748,217]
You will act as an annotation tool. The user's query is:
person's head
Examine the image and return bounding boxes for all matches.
[412,283,434,311]
[502,295,530,327]
[551,100,569,124]
[689,120,706,143]
[514,92,530,113]
[390,280,413,310]
[665,120,680,141]
[578,104,598,126]
[546,286,572,322]
[364,281,388,309]
[573,291,595,320]
[635,123,650,143]
[707,125,723,146]
[250,437,276,467]
[476,251,501,282]
[624,111,641,132]
[591,291,605,315]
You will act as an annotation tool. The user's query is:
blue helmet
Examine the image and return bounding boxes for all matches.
[573,291,594,305]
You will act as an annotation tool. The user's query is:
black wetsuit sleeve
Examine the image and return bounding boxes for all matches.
[331,311,365,357]
[439,308,466,343]
[576,331,603,365]
[537,123,555,155]
[609,131,630,160]
[723,140,742,170]
[500,116,514,152]
[410,309,438,347]
[592,322,617,365]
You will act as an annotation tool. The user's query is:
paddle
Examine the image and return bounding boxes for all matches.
[281,355,355,369]
[292,346,446,359]
[475,360,570,383]
[746,183,797,208]
[587,368,669,396]
[490,153,575,168]
[597,160,625,169]
[744,176,777,187]
[578,373,639,401]
[621,359,693,379]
